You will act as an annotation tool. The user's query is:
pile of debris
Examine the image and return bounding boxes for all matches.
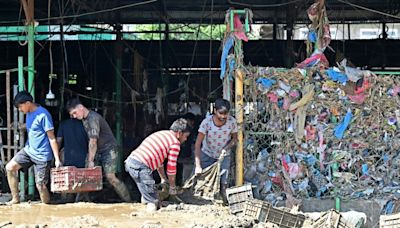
[243,62,400,203]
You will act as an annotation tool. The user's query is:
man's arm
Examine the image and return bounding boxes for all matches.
[87,138,97,167]
[47,130,62,167]
[194,132,205,174]
[157,165,168,183]
[56,137,63,149]
[223,132,238,151]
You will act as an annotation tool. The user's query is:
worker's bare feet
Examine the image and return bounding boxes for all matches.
[6,198,20,205]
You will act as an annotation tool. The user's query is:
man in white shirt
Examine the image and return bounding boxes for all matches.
[194,98,238,201]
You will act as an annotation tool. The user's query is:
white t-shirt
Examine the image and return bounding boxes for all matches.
[198,115,238,159]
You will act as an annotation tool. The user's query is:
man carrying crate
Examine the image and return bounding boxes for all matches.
[66,98,131,202]
[6,91,62,204]
[125,118,191,212]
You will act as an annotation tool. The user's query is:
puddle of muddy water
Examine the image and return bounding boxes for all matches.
[0,202,225,228]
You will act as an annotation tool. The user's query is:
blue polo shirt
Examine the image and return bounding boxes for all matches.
[24,106,54,162]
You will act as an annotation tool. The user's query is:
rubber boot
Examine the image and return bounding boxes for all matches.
[37,185,50,204]
[220,184,228,206]
[114,182,132,202]
[6,171,20,205]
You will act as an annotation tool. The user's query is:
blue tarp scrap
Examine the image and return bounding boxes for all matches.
[308,30,317,43]
[326,68,348,84]
[334,109,353,139]
[256,77,276,89]
[220,36,235,79]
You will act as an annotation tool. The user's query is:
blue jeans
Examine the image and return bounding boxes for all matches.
[124,156,158,204]
[200,152,230,185]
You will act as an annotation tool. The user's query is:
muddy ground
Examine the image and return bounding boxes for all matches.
[0,193,278,228]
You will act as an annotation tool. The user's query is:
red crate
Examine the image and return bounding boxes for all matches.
[50,166,103,193]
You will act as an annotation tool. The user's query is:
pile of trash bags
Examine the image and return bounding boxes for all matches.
[243,60,400,204]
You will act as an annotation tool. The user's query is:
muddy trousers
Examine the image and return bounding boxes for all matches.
[6,170,50,204]
[125,157,158,205]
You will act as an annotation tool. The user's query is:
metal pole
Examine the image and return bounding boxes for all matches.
[6,71,11,162]
[28,24,35,98]
[235,68,244,186]
[27,0,35,199]
[115,24,123,173]
[18,56,26,202]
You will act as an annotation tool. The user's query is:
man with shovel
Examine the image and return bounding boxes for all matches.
[194,98,238,202]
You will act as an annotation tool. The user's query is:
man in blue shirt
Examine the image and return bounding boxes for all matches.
[6,91,61,204]
[57,118,88,168]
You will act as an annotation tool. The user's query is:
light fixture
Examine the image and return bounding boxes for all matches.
[85,86,93,91]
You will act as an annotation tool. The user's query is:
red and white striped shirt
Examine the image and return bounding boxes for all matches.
[130,130,181,176]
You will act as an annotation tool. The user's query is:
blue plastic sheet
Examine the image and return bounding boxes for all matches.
[334,110,353,139]
[308,31,317,43]
[326,68,348,84]
[256,77,276,89]
[220,36,234,79]
[362,164,369,176]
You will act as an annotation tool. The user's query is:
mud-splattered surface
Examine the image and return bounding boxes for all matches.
[0,200,273,228]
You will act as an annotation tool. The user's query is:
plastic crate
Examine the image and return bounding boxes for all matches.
[380,213,400,228]
[244,199,271,219]
[244,199,305,228]
[226,183,253,214]
[312,209,352,228]
[50,166,103,193]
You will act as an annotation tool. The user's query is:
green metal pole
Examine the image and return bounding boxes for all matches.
[27,24,35,98]
[18,56,26,202]
[372,71,400,75]
[115,25,123,173]
[332,162,341,211]
[18,57,24,91]
[230,10,234,32]
[27,23,35,199]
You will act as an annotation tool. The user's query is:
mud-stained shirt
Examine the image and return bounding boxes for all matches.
[83,110,116,152]
[198,115,238,159]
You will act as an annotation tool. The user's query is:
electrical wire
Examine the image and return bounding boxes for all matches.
[336,0,400,21]
[227,0,305,8]
[0,0,158,25]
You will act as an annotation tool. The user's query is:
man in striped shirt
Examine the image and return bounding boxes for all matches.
[125,118,191,212]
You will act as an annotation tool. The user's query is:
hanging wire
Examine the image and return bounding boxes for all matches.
[336,0,400,21]
[0,0,158,25]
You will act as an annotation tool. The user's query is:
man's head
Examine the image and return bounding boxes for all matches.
[14,91,34,114]
[182,112,196,128]
[65,98,87,120]
[170,118,192,143]
[214,98,231,123]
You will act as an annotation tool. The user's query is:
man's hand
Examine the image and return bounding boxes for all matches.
[55,159,63,168]
[87,161,95,168]
[195,165,203,175]
[169,186,177,195]
[160,178,169,188]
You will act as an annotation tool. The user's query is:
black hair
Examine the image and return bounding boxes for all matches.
[182,112,196,121]
[215,98,231,112]
[170,118,192,133]
[14,91,33,108]
[65,98,83,112]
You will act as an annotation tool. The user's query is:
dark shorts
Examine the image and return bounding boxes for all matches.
[124,156,158,204]
[95,147,117,174]
[12,149,52,185]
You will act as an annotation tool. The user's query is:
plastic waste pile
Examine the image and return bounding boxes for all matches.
[243,59,400,203]
[235,0,400,204]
